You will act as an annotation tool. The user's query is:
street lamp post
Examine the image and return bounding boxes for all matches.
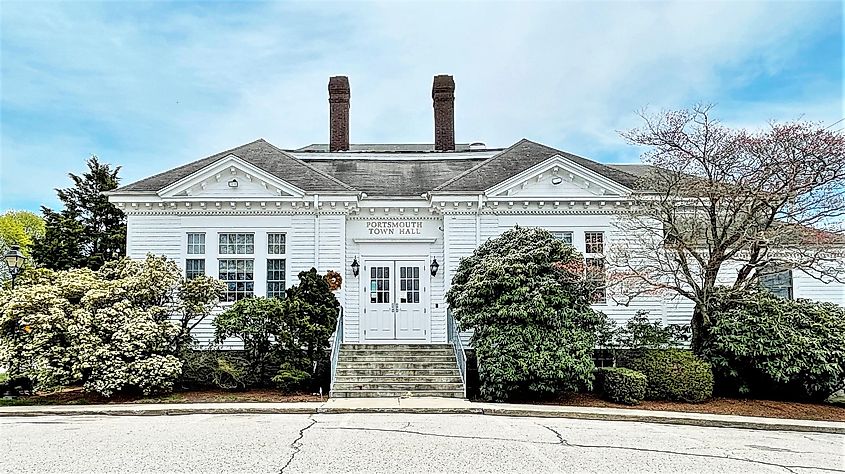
[3,245,25,290]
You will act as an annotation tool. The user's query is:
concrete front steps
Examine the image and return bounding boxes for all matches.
[331,344,465,398]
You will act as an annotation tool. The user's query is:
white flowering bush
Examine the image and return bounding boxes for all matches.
[0,254,224,397]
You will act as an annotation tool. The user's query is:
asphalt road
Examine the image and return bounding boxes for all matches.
[0,413,842,473]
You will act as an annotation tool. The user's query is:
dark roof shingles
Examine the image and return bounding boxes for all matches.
[116,139,354,193]
[303,159,485,197]
[433,139,643,192]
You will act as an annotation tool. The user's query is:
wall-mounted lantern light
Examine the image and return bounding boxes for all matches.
[430,257,440,277]
[228,179,239,188]
[351,257,360,277]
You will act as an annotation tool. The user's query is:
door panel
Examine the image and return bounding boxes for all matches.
[361,259,430,342]
[395,261,428,340]
[363,262,394,340]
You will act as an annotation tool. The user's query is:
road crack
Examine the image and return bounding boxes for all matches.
[321,426,558,444]
[538,424,844,474]
[279,415,316,474]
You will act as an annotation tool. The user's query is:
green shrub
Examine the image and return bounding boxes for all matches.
[272,363,311,391]
[597,367,647,405]
[446,226,607,401]
[214,297,284,386]
[213,356,250,390]
[702,288,845,400]
[211,268,340,391]
[0,255,223,397]
[621,349,713,403]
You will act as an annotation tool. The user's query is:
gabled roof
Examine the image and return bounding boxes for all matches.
[114,138,646,197]
[433,139,643,192]
[303,158,486,196]
[115,139,355,193]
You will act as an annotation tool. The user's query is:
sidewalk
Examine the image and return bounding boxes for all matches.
[1,397,843,434]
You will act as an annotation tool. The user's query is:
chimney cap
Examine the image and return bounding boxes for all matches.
[328,76,350,93]
[432,75,455,97]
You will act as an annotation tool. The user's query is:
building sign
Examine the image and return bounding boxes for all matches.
[366,220,424,235]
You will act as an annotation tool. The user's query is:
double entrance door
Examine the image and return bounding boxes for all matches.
[363,259,429,341]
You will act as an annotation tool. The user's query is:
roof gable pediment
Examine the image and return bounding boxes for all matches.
[485,155,632,198]
[158,154,305,199]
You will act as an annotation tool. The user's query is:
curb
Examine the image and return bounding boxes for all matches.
[1,404,842,434]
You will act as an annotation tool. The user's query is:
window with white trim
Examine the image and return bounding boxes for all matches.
[218,259,254,302]
[585,231,604,254]
[759,267,793,300]
[187,233,205,254]
[219,233,254,255]
[186,259,205,280]
[267,233,286,254]
[584,231,606,303]
[551,231,573,245]
[586,257,607,304]
[267,259,286,299]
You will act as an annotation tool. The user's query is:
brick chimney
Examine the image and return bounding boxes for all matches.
[328,76,350,152]
[432,75,455,151]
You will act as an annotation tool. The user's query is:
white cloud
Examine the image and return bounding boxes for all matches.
[1,0,841,210]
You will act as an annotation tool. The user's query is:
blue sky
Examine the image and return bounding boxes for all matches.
[1,0,842,211]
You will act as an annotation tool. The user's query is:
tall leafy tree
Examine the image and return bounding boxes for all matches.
[612,105,845,352]
[0,210,45,281]
[32,156,126,270]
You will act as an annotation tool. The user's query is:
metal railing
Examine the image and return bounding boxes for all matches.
[329,307,344,393]
[446,308,468,398]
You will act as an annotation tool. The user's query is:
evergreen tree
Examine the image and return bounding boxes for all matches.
[32,156,126,270]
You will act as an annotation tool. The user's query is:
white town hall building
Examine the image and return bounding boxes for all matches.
[108,76,845,397]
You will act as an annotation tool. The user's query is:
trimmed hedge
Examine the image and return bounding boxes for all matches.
[621,349,714,403]
[597,367,647,405]
[702,288,845,401]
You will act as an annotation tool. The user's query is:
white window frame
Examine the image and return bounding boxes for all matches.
[550,230,573,245]
[218,232,255,255]
[584,231,604,254]
[187,232,206,255]
[584,231,606,304]
[186,258,206,280]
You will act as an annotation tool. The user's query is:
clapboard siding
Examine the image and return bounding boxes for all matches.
[429,241,447,343]
[126,215,182,262]
[343,228,360,343]
[794,270,845,304]
[289,215,316,274]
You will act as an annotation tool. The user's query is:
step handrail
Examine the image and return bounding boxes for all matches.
[446,307,468,398]
[329,306,344,394]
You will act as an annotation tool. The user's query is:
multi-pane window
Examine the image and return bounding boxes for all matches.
[370,266,390,304]
[219,233,254,254]
[399,266,420,304]
[759,267,793,300]
[585,232,604,254]
[267,259,286,299]
[586,257,607,304]
[268,233,286,255]
[219,259,254,302]
[187,233,205,254]
[186,259,205,280]
[551,231,573,245]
